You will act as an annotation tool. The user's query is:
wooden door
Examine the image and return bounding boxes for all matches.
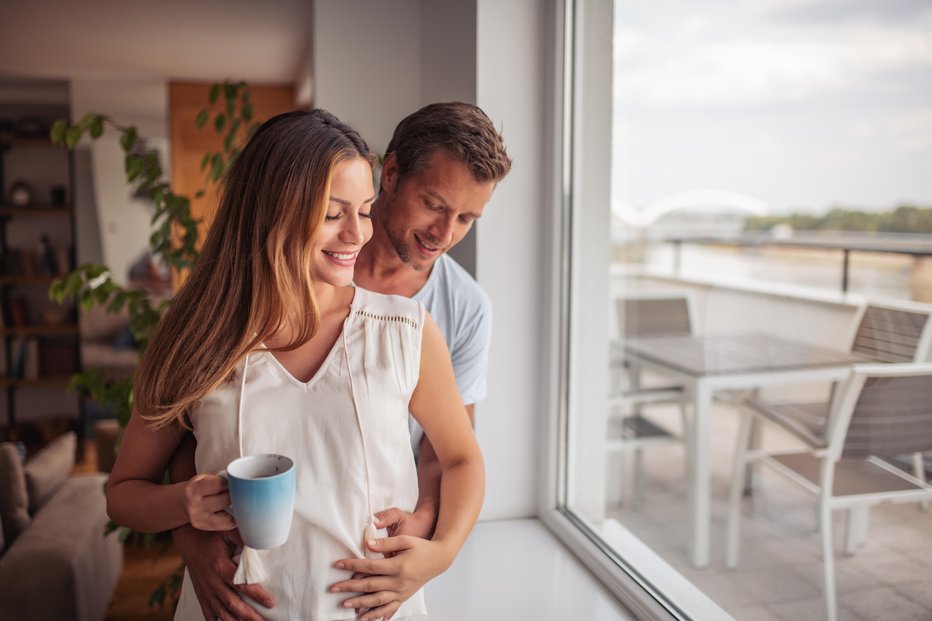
[169,82,297,249]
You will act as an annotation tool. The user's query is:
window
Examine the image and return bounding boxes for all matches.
[547,1,932,619]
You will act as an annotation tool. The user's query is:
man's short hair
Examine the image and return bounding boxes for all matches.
[386,102,512,185]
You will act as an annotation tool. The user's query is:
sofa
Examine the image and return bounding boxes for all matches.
[0,432,123,620]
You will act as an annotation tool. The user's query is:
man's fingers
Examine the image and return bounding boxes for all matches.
[235,582,276,609]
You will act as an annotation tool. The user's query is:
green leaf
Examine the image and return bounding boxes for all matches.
[126,156,144,181]
[208,83,220,104]
[241,102,253,122]
[64,126,82,149]
[214,113,226,133]
[195,109,209,128]
[89,118,104,138]
[194,189,205,199]
[200,152,211,171]
[50,119,67,144]
[211,154,224,181]
[120,127,138,151]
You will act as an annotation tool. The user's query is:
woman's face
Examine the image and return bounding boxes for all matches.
[310,157,376,287]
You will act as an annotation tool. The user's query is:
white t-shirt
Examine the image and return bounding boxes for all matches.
[409,253,492,452]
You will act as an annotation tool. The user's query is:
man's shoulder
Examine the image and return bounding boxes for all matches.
[431,255,491,310]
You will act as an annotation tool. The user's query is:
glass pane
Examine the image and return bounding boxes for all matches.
[565,0,932,618]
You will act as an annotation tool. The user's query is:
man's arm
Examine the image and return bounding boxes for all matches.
[169,433,274,621]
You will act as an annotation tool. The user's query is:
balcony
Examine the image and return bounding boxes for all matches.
[601,241,932,620]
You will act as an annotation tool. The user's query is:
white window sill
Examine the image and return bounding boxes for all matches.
[427,517,731,620]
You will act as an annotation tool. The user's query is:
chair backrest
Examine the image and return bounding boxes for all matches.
[827,363,932,460]
[849,303,932,363]
[617,294,694,339]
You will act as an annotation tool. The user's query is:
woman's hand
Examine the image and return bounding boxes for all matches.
[373,506,436,540]
[183,473,236,531]
[330,535,454,621]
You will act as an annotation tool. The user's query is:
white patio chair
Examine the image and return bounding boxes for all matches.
[740,302,932,509]
[608,293,694,505]
[725,362,932,621]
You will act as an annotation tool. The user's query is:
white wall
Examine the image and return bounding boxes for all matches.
[419,0,476,104]
[475,0,553,520]
[312,0,422,155]
[70,80,167,285]
[419,0,479,275]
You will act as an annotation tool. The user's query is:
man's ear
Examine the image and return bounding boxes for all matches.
[381,153,399,193]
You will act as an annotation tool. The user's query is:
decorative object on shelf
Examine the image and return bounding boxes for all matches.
[13,116,49,138]
[37,234,58,275]
[8,180,33,206]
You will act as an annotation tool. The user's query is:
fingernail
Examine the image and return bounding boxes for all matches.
[330,586,341,592]
[343,601,354,608]
[335,561,345,569]
[367,539,377,547]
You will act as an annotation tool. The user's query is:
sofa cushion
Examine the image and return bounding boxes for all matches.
[0,443,30,544]
[24,432,76,513]
[0,473,123,621]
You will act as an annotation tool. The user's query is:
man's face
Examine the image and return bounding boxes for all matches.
[379,150,495,272]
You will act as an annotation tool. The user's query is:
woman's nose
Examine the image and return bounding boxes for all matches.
[339,214,366,244]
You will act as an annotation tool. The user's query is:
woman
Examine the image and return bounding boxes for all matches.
[106,109,485,621]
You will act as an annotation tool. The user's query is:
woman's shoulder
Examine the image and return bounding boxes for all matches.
[351,286,425,329]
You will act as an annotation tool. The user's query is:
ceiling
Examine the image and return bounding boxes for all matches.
[0,0,311,85]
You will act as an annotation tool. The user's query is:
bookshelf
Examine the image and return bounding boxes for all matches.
[0,118,84,449]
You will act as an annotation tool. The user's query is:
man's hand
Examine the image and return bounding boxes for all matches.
[172,524,275,621]
[330,535,453,621]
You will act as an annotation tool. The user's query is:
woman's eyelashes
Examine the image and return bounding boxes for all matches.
[325,210,372,221]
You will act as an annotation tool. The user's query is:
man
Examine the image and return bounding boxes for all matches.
[173,101,511,621]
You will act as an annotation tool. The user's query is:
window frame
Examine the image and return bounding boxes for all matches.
[537,2,731,619]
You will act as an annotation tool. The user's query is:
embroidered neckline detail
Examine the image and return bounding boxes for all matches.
[354,309,419,329]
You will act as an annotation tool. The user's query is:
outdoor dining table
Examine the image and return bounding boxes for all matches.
[623,332,872,569]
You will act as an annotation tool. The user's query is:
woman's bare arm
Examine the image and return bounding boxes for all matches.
[107,411,233,534]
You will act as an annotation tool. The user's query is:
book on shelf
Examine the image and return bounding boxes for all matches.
[10,336,27,378]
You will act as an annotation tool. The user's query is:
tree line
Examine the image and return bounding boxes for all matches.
[744,205,932,235]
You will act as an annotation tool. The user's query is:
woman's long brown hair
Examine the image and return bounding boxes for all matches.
[135,110,374,428]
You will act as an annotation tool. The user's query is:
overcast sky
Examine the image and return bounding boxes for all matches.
[613,0,932,216]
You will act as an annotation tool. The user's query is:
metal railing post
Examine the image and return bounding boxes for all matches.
[841,249,850,293]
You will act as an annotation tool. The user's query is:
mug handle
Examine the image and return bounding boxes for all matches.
[217,470,235,516]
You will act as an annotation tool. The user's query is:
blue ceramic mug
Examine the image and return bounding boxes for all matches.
[219,454,296,549]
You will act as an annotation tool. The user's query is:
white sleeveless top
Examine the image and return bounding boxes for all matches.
[174,287,428,621]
